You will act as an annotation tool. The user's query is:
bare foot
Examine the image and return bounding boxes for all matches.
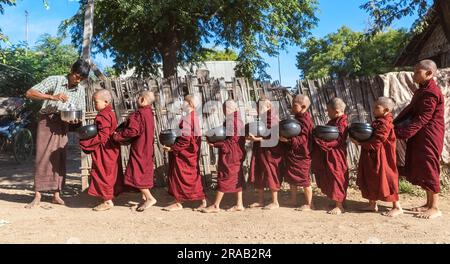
[93,201,114,211]
[227,205,245,212]
[52,196,65,206]
[416,208,442,219]
[360,204,378,212]
[262,203,279,210]
[25,197,41,209]
[248,202,264,208]
[327,206,345,215]
[162,203,183,212]
[201,205,221,213]
[411,205,429,212]
[295,204,313,212]
[193,203,207,212]
[136,199,157,212]
[382,208,403,217]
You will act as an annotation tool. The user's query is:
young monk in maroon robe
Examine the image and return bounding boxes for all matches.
[162,94,207,211]
[113,91,157,212]
[395,59,445,219]
[311,97,349,215]
[248,99,285,210]
[79,90,120,211]
[353,97,402,217]
[279,95,314,211]
[202,100,246,213]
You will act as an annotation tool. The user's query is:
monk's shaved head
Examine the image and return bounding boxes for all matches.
[376,97,395,112]
[416,59,437,75]
[258,98,271,108]
[293,95,311,108]
[93,89,112,103]
[139,90,155,104]
[185,94,200,108]
[327,97,346,112]
[224,99,238,114]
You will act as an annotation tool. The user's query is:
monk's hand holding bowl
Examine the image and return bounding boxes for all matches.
[279,136,289,143]
[162,146,172,152]
[247,134,262,142]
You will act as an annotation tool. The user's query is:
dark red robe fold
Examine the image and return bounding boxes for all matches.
[80,105,120,200]
[113,105,155,189]
[311,114,349,202]
[395,79,445,193]
[212,111,246,193]
[167,111,205,201]
[249,110,286,191]
[284,111,314,187]
[357,113,399,202]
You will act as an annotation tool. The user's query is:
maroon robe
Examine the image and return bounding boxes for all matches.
[311,114,349,202]
[113,106,155,189]
[167,111,205,201]
[212,111,246,193]
[80,105,120,200]
[357,113,399,202]
[395,79,445,193]
[249,110,286,191]
[284,111,314,187]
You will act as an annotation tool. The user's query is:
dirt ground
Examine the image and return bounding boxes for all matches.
[1,146,449,244]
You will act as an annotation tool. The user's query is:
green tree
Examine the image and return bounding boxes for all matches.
[201,48,238,61]
[103,67,118,77]
[296,27,410,79]
[361,0,431,35]
[0,34,79,96]
[61,0,318,79]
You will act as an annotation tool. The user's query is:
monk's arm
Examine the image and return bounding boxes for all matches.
[395,93,437,139]
[290,121,308,150]
[113,113,141,142]
[361,122,389,151]
[213,133,240,153]
[171,136,191,154]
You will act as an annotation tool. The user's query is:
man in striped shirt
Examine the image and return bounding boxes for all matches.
[25,59,90,208]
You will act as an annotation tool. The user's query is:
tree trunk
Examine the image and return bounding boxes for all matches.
[161,40,178,78]
[159,16,179,78]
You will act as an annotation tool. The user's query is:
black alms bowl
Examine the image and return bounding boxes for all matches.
[279,118,302,139]
[159,129,177,146]
[313,125,339,141]
[77,124,98,140]
[245,119,270,137]
[349,122,373,142]
[115,122,132,145]
[206,126,227,143]
[394,115,412,128]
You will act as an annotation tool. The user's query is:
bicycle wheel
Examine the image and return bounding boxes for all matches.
[13,128,33,163]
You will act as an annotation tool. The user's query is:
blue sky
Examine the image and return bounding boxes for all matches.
[0,0,419,88]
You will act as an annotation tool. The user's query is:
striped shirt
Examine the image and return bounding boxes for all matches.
[31,75,86,114]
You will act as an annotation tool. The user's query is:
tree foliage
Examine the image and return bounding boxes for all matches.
[361,0,432,35]
[61,0,318,79]
[201,48,238,61]
[0,35,79,96]
[296,26,410,79]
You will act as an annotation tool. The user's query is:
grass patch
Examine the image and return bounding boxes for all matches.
[399,179,423,196]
